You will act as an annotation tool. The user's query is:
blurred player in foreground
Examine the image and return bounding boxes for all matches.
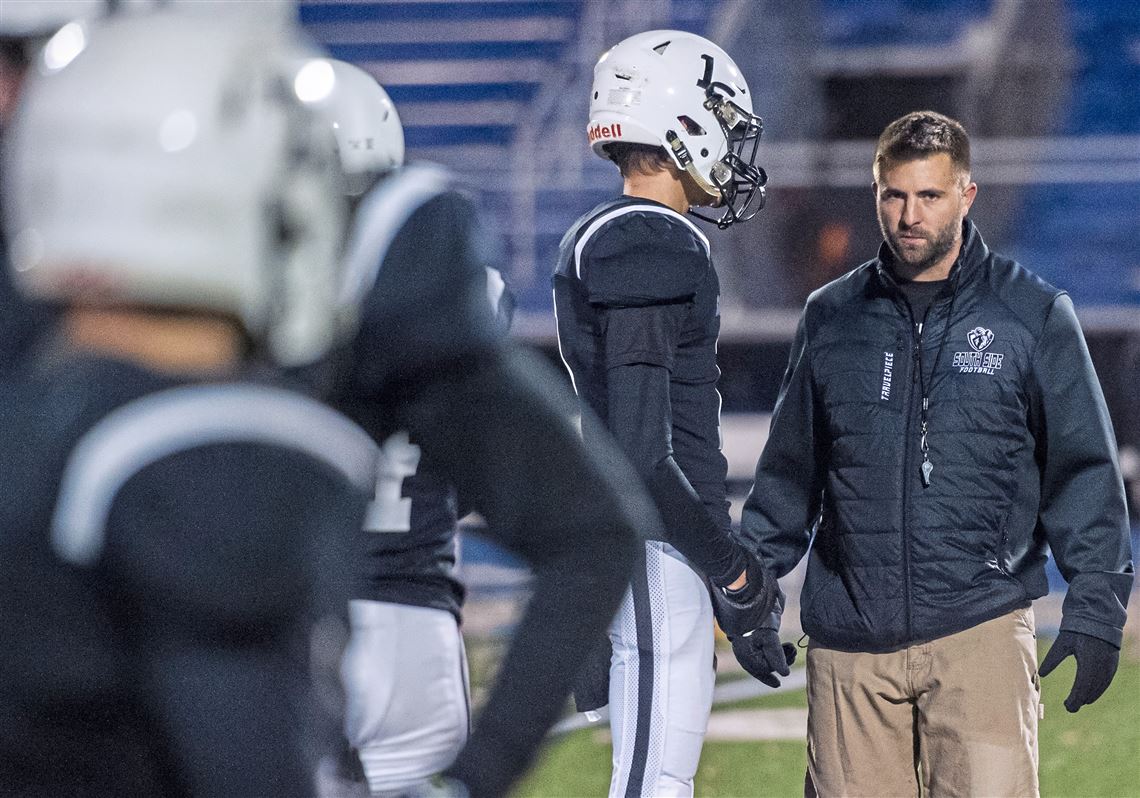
[554,31,782,797]
[303,60,649,797]
[0,9,377,796]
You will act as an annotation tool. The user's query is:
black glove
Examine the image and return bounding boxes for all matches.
[571,635,612,713]
[1039,630,1120,713]
[730,627,796,688]
[708,557,778,639]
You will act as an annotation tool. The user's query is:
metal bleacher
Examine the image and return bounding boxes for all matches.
[299,1,582,163]
[300,1,1140,311]
[819,0,992,48]
[1006,0,1140,305]
[299,0,594,312]
[778,0,1140,309]
[299,0,721,312]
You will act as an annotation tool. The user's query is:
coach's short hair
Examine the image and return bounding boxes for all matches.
[873,111,971,181]
[603,142,673,178]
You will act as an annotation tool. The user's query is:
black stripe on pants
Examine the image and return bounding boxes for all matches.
[625,553,655,798]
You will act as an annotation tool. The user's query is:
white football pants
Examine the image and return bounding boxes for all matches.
[608,540,716,798]
[341,600,469,795]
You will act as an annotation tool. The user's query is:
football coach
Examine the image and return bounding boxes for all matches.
[741,110,1133,797]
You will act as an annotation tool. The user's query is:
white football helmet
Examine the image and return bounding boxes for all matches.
[299,58,404,196]
[589,29,767,228]
[2,8,349,367]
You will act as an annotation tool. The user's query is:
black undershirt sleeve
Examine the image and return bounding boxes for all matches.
[601,305,746,587]
[393,346,648,798]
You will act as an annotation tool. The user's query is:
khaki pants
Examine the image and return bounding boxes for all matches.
[805,607,1040,798]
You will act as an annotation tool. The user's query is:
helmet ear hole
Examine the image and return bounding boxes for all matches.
[677,115,706,136]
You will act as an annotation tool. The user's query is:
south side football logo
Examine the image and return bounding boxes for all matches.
[953,326,1003,374]
[968,326,994,352]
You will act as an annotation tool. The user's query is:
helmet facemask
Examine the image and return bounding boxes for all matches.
[672,89,767,229]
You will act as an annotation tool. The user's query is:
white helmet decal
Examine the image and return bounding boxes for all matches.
[589,30,767,228]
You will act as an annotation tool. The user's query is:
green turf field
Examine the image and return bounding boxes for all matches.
[513,642,1140,797]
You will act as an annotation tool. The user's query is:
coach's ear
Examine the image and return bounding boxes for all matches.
[961,178,977,215]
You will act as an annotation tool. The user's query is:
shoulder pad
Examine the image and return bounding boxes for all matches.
[340,162,454,309]
[576,205,711,306]
[51,384,377,566]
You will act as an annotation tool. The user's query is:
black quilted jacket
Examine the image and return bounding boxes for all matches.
[741,220,1133,652]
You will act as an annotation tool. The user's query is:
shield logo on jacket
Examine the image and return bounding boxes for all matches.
[967,326,994,352]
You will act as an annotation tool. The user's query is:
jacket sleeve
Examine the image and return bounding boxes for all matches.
[740,312,828,599]
[1030,294,1133,646]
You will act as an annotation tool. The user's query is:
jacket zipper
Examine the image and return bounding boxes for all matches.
[899,303,930,643]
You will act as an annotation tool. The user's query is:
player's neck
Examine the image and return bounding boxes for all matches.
[64,306,245,376]
[623,169,690,215]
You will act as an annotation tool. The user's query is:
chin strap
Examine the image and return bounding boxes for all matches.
[665,130,721,201]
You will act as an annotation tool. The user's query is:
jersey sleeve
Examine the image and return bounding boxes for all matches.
[601,304,687,370]
[580,212,710,307]
[344,190,503,400]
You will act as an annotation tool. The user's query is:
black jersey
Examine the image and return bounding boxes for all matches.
[553,197,744,586]
[330,162,503,619]
[0,356,373,798]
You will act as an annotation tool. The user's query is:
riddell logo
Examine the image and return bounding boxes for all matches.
[587,123,622,143]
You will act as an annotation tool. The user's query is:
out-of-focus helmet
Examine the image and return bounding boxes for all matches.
[588,29,767,228]
[0,0,106,39]
[2,7,349,367]
[299,58,404,195]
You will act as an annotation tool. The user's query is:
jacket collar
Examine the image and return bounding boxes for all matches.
[873,218,988,298]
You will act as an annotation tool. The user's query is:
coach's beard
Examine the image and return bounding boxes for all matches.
[881,218,959,277]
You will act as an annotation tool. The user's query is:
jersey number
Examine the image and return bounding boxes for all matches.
[696,54,714,89]
[362,431,421,533]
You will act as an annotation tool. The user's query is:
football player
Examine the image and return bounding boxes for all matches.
[553,31,788,796]
[0,10,375,796]
[304,60,649,797]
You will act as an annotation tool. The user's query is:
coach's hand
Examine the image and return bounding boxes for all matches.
[709,558,777,639]
[1039,630,1120,713]
[730,627,796,688]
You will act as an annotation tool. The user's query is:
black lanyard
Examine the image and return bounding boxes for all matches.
[913,286,958,487]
